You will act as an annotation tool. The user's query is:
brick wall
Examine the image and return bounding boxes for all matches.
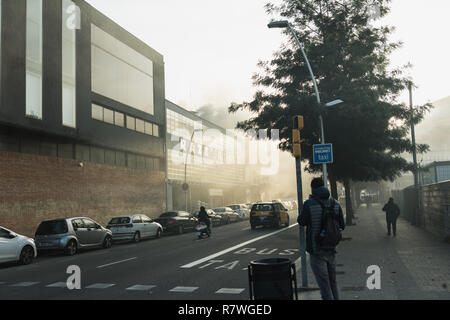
[421,180,450,241]
[0,151,166,237]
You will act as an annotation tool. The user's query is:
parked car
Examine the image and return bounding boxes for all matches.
[212,207,241,224]
[154,211,198,234]
[107,214,163,243]
[35,218,113,256]
[0,227,37,265]
[227,204,250,220]
[250,202,290,229]
[192,209,224,227]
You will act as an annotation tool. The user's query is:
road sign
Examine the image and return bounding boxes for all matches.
[313,144,333,164]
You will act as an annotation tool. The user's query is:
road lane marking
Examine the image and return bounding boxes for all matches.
[242,227,251,231]
[86,283,116,289]
[96,257,137,269]
[10,282,40,287]
[126,285,156,291]
[47,282,67,288]
[216,288,245,294]
[180,223,298,268]
[169,286,199,293]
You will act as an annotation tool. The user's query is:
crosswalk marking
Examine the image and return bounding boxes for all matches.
[10,282,40,287]
[169,286,198,293]
[47,282,67,288]
[216,288,245,294]
[126,285,156,291]
[85,283,116,289]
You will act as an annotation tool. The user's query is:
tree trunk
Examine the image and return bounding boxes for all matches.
[344,178,353,226]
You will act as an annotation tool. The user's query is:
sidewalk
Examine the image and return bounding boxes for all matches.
[296,204,450,300]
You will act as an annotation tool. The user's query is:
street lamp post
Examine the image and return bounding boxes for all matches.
[269,21,344,288]
[184,129,203,212]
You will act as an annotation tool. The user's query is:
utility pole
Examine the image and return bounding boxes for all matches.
[293,116,308,287]
[409,83,421,226]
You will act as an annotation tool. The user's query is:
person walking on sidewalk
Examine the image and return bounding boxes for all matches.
[382,198,400,237]
[298,178,346,300]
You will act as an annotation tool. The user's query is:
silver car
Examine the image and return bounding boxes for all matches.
[35,218,113,256]
[107,214,163,243]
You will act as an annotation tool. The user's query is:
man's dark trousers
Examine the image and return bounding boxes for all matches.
[387,218,398,236]
[309,251,339,300]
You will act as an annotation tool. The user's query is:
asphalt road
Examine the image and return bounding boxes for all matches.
[0,214,301,300]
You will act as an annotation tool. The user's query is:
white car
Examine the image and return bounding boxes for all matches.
[227,204,250,220]
[0,227,37,265]
[106,214,163,243]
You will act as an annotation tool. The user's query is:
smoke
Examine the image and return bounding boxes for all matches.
[195,103,315,202]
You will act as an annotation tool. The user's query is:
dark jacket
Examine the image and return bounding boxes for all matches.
[382,202,400,221]
[298,187,345,255]
[198,209,210,224]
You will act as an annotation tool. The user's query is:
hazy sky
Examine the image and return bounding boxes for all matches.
[86,0,450,113]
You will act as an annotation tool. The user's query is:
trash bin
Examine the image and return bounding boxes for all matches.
[248,258,298,300]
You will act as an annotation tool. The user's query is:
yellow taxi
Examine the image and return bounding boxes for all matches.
[250,202,290,229]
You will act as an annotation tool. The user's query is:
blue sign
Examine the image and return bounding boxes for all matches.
[313,144,333,164]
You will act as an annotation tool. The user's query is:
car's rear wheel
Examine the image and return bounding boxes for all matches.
[133,232,141,243]
[103,235,113,249]
[19,246,34,265]
[66,240,77,256]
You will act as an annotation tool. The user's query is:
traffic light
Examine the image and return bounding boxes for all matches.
[292,116,303,158]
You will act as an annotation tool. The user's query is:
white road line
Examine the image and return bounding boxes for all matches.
[169,286,199,293]
[47,282,67,288]
[241,227,251,231]
[96,257,137,269]
[126,285,156,291]
[85,283,116,289]
[216,288,245,294]
[181,223,298,268]
[10,282,40,287]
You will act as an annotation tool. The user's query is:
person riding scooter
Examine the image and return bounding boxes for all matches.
[198,206,211,234]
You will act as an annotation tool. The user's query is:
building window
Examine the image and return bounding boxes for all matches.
[114,111,124,127]
[26,0,43,119]
[145,122,153,135]
[153,124,159,137]
[92,104,103,121]
[126,116,135,130]
[103,108,114,124]
[62,0,76,128]
[136,118,145,133]
[91,24,154,115]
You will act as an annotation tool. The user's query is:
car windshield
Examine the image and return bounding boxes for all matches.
[108,217,130,224]
[160,212,178,217]
[36,220,68,235]
[252,204,274,211]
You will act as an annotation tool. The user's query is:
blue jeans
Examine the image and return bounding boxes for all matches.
[309,252,339,300]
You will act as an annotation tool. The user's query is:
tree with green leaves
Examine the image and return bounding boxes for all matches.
[229,0,432,225]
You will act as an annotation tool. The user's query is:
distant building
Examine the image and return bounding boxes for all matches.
[166,100,264,211]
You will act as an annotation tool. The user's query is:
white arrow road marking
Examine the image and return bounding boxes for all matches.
[96,257,137,269]
[169,286,199,293]
[216,288,245,294]
[180,223,298,268]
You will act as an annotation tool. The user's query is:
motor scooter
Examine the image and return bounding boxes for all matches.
[196,222,211,239]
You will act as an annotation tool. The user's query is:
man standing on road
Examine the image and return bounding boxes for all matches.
[382,198,400,237]
[298,178,346,300]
